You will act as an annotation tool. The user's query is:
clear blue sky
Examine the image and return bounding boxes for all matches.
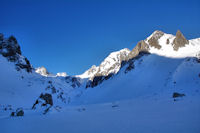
[1,0,200,75]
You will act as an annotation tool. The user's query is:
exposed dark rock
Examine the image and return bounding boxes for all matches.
[32,93,53,112]
[124,60,134,73]
[166,39,170,44]
[112,104,119,108]
[124,51,150,73]
[45,81,57,94]
[86,73,114,88]
[10,108,24,117]
[0,33,4,42]
[1,35,21,58]
[65,76,81,88]
[16,57,32,72]
[172,92,185,98]
[147,30,164,49]
[0,34,33,72]
[32,100,39,109]
[39,93,53,106]
[16,109,24,116]
[173,30,189,51]
[10,112,15,116]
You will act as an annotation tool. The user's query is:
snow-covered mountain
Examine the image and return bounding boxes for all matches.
[36,66,67,77]
[77,48,130,79]
[35,66,50,76]
[0,30,200,133]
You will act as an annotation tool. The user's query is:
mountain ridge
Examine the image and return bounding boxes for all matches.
[0,30,200,116]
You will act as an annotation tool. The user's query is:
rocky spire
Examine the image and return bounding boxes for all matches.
[173,30,189,51]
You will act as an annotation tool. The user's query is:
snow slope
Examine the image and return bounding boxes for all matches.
[0,54,78,116]
[71,54,200,105]
[1,98,200,133]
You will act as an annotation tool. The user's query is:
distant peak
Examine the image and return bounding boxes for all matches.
[35,66,49,76]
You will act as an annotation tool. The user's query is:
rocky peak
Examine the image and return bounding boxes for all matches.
[0,34,32,72]
[128,30,165,60]
[173,30,189,51]
[0,34,22,59]
[147,30,164,49]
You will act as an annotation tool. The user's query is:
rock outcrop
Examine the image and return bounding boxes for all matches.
[0,33,33,72]
[173,30,189,51]
[128,40,149,60]
[10,108,24,117]
[32,93,53,114]
[147,30,164,49]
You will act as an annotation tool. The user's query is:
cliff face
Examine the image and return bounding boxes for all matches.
[173,30,189,51]
[0,34,33,72]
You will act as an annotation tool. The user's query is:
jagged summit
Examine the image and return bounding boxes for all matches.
[0,33,32,72]
[146,30,164,49]
[173,30,189,51]
[131,30,200,58]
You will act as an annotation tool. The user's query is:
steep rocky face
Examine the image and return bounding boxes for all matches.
[173,30,189,51]
[0,33,33,72]
[86,73,114,88]
[128,30,166,60]
[147,30,164,49]
[128,40,149,60]
[32,93,53,114]
[0,34,22,59]
[65,76,81,88]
